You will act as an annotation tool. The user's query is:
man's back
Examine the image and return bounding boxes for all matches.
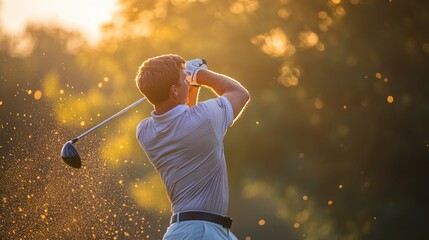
[136,96,234,216]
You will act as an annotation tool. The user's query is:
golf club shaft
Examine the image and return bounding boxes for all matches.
[73,97,147,142]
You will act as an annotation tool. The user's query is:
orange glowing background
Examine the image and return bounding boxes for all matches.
[1,0,117,43]
[1,0,428,239]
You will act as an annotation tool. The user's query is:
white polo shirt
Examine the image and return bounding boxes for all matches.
[136,96,234,216]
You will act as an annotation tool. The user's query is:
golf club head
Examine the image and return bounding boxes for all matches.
[61,140,81,168]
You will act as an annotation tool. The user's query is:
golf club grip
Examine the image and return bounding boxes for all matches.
[75,97,147,140]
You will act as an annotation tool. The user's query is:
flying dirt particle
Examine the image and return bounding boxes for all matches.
[124,232,130,237]
[2,197,7,203]
[0,100,3,106]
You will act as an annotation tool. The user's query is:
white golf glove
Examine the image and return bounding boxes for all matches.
[185,59,207,87]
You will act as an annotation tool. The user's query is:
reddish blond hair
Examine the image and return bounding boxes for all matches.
[135,54,185,105]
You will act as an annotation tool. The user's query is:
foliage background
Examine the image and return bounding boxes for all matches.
[1,0,428,239]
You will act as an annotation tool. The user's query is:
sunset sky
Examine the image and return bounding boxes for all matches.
[1,0,117,42]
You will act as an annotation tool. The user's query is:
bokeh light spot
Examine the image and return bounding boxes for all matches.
[375,72,382,79]
[314,98,324,109]
[318,11,328,19]
[251,28,296,57]
[387,96,394,103]
[299,31,319,48]
[336,6,346,16]
[278,8,291,19]
[293,222,300,229]
[34,90,42,100]
[328,200,334,205]
[278,64,301,87]
[258,219,266,226]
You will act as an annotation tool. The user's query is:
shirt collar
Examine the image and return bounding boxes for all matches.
[151,104,188,122]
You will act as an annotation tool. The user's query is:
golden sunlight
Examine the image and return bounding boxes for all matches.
[1,0,117,43]
[130,173,170,212]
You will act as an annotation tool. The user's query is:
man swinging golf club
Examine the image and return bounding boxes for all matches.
[135,54,250,240]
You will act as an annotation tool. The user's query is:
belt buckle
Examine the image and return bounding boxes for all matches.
[223,216,233,228]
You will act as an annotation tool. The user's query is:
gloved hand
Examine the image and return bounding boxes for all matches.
[185,59,208,86]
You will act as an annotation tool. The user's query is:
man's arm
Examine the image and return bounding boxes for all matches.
[187,85,200,107]
[196,69,250,120]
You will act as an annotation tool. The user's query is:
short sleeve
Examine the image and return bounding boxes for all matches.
[195,96,234,140]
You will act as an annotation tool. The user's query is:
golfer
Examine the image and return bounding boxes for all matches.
[135,54,250,239]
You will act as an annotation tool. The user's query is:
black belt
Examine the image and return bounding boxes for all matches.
[170,211,233,229]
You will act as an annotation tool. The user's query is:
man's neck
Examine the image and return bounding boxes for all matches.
[154,99,179,115]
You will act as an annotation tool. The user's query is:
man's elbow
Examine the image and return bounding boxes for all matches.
[240,87,250,104]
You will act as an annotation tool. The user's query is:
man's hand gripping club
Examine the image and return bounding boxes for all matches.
[185,59,207,87]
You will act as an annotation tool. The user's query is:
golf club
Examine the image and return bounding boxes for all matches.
[61,97,147,168]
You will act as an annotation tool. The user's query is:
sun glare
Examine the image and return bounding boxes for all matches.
[1,0,117,43]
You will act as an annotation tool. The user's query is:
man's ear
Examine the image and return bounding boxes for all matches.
[169,84,178,99]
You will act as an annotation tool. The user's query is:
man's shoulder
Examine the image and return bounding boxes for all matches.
[136,117,152,133]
